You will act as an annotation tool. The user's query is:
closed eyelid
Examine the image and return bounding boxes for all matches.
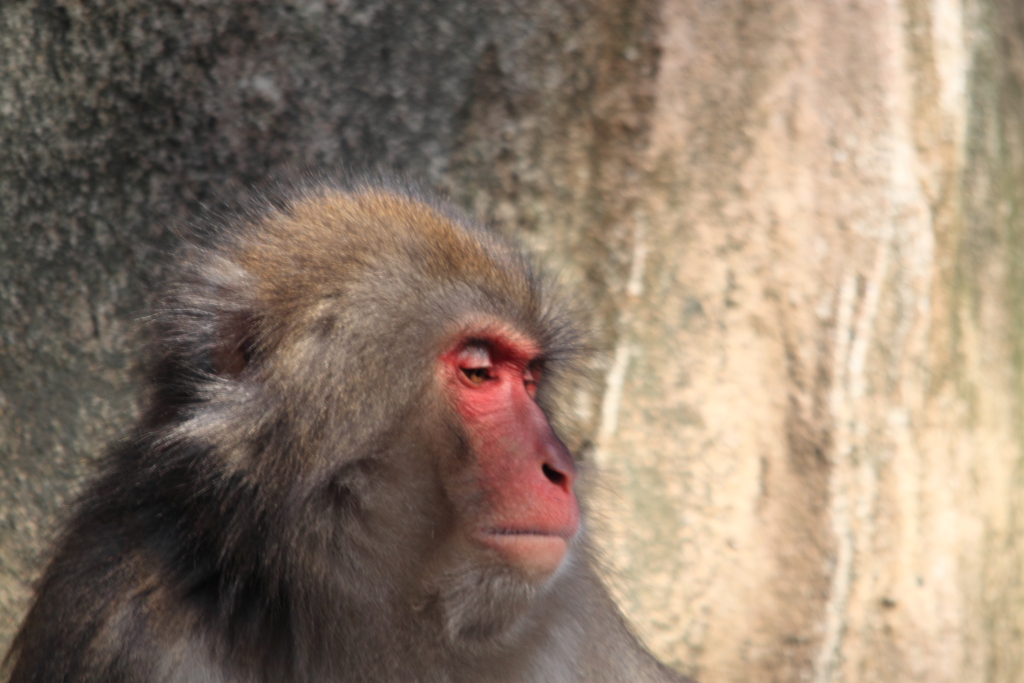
[457,344,492,367]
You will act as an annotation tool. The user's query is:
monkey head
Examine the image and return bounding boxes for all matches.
[147,179,587,648]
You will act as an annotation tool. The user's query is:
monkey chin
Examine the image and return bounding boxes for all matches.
[478,531,571,584]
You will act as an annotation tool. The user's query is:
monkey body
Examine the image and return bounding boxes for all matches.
[4,181,689,683]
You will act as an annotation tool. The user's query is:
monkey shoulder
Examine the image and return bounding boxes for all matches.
[5,491,232,683]
[6,557,172,681]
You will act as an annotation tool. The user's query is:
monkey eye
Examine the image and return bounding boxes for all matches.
[462,367,491,384]
[456,344,494,386]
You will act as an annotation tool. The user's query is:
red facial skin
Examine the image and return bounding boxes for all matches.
[442,332,579,582]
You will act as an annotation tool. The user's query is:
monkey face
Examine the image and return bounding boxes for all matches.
[437,325,579,585]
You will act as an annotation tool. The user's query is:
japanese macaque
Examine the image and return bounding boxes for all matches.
[4,179,691,683]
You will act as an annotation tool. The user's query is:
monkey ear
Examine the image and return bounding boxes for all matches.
[209,311,257,378]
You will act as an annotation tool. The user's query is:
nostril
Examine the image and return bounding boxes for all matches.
[542,463,566,488]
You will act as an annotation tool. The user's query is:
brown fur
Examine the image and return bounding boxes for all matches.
[4,178,690,683]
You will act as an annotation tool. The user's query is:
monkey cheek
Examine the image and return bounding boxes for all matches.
[477,533,569,583]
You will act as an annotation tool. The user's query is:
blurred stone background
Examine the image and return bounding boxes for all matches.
[3,1,1024,681]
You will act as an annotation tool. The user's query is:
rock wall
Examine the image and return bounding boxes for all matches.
[2,1,1023,681]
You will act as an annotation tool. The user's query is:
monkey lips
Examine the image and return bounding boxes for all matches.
[477,528,577,582]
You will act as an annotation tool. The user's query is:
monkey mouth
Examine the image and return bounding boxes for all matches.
[477,529,572,581]
[484,527,571,536]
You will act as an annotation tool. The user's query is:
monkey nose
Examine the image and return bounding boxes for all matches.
[535,437,579,537]
[538,430,576,495]
[524,403,576,494]
[540,457,574,495]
